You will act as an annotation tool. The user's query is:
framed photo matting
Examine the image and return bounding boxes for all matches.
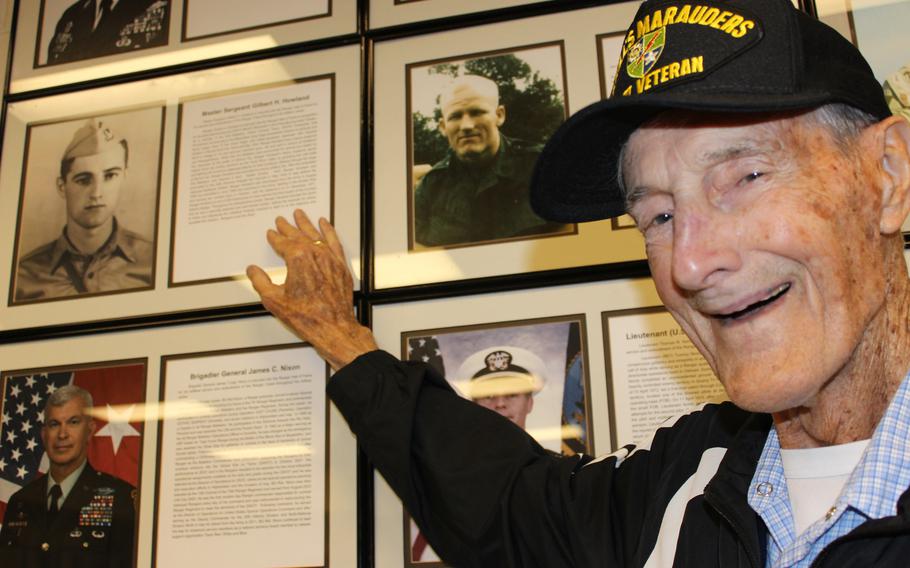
[371,1,646,289]
[368,0,551,30]
[0,314,358,568]
[0,44,361,334]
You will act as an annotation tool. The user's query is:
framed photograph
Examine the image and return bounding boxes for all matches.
[814,0,910,232]
[156,343,330,567]
[182,0,330,41]
[407,42,574,251]
[368,0,551,30]
[8,106,165,305]
[372,1,646,289]
[399,315,593,565]
[0,45,361,335]
[370,275,662,566]
[34,0,171,69]
[0,314,359,568]
[9,1,356,93]
[601,306,727,450]
[1,358,147,567]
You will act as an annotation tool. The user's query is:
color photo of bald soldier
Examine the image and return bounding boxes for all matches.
[409,47,573,249]
[11,108,163,304]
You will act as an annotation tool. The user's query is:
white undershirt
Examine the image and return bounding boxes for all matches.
[780,439,869,535]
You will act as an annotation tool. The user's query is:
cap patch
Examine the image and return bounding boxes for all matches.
[627,27,666,79]
[613,2,763,97]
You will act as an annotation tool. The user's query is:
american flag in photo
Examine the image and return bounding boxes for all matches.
[407,336,445,377]
[0,365,144,526]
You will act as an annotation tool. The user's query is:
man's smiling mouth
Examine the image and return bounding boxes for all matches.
[714,283,791,321]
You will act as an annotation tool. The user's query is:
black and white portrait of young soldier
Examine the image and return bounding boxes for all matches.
[408,44,573,249]
[37,0,171,67]
[11,107,163,304]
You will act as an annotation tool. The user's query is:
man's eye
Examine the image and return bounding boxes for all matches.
[652,212,673,226]
[740,171,764,184]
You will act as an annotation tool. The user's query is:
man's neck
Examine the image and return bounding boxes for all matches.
[773,245,910,448]
[66,218,114,254]
[50,457,87,484]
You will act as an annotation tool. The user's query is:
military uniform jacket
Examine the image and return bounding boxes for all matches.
[0,463,136,568]
[328,351,910,567]
[46,0,169,66]
[414,135,568,247]
[15,219,154,303]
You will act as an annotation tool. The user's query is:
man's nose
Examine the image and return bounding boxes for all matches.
[670,205,741,291]
[88,180,103,198]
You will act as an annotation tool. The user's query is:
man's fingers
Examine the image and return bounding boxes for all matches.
[319,217,346,261]
[246,264,281,297]
[275,215,300,238]
[265,229,293,257]
[293,209,323,241]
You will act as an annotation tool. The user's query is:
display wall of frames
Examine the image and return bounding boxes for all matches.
[0,1,903,566]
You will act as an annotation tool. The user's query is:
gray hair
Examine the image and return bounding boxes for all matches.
[616,103,879,207]
[44,384,93,421]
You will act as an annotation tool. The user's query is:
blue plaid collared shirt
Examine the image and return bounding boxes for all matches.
[748,371,910,567]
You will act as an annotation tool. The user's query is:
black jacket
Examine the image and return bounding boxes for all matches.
[0,462,136,568]
[328,351,910,567]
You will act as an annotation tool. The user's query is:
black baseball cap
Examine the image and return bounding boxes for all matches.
[530,0,892,223]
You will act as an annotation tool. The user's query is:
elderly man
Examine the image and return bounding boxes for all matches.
[0,385,136,567]
[414,74,568,247]
[249,0,910,566]
[14,119,154,303]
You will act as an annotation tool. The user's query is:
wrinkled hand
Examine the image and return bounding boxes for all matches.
[246,209,378,370]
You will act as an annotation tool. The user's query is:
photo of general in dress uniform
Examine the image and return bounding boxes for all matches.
[408,44,574,250]
[402,316,590,565]
[36,0,171,67]
[10,107,164,304]
[0,362,146,567]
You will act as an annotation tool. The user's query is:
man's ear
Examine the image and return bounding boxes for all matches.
[56,177,65,198]
[438,119,447,135]
[496,105,506,127]
[876,116,910,235]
